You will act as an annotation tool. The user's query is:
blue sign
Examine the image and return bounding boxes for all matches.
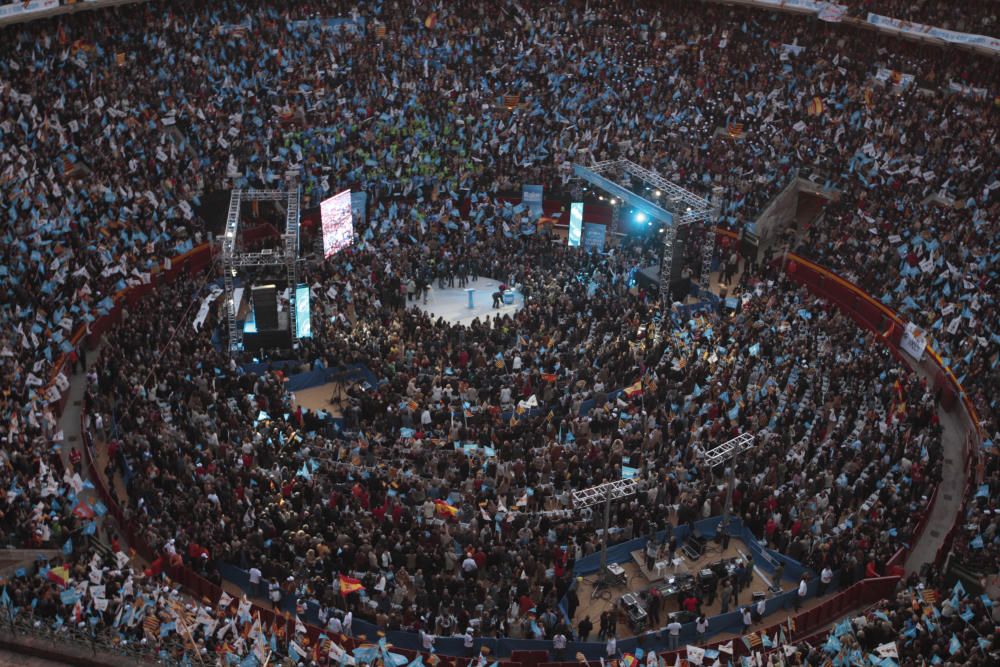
[350,191,367,226]
[582,223,606,252]
[522,184,544,219]
[568,202,583,247]
[295,285,312,339]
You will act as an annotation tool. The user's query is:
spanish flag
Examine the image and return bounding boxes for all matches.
[339,574,364,596]
[434,499,459,517]
[424,13,437,29]
[806,96,824,116]
[623,379,643,398]
[47,565,71,587]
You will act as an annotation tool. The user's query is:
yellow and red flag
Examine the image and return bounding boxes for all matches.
[623,379,643,398]
[339,574,364,596]
[47,565,70,587]
[434,499,459,517]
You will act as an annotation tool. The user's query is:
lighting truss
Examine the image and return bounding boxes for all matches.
[573,159,725,308]
[572,478,639,509]
[703,432,755,534]
[704,432,755,468]
[221,171,302,354]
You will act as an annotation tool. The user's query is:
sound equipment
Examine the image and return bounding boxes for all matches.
[252,284,279,331]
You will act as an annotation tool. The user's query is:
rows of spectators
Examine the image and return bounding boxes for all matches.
[0,0,995,662]
[1,540,337,665]
[78,204,942,649]
[843,0,1000,37]
[776,565,998,666]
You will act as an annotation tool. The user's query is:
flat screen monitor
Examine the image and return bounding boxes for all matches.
[320,189,353,259]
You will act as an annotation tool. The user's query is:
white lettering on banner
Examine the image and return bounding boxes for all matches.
[0,0,58,20]
[900,322,927,361]
[817,3,846,22]
[867,13,1000,55]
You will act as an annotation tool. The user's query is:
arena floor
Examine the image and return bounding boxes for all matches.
[414,277,524,327]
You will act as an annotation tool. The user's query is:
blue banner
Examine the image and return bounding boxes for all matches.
[350,191,367,226]
[582,222,606,252]
[568,202,583,247]
[294,285,311,339]
[522,184,543,219]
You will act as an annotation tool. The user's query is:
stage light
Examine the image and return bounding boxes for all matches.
[654,190,661,197]
[635,212,647,223]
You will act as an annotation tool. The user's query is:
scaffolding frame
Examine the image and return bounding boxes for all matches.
[573,159,724,307]
[220,172,301,354]
[573,478,639,597]
[703,432,755,535]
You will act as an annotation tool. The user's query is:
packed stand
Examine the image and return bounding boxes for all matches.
[0,0,994,660]
[0,542,332,665]
[844,0,1000,37]
[80,210,944,648]
[771,566,999,666]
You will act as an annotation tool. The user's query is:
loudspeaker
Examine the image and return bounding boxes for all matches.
[252,284,279,331]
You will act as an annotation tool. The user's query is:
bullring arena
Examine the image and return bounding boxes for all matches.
[0,1,997,667]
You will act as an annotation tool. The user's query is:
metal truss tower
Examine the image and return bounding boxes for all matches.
[220,171,302,354]
[573,160,726,342]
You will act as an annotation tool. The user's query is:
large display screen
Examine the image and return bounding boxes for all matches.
[320,189,353,259]
[568,202,583,247]
[295,284,311,339]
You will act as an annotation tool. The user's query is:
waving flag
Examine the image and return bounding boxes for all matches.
[434,499,459,517]
[623,379,643,398]
[339,574,364,596]
[47,565,70,587]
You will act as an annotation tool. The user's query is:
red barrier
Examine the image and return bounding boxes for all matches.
[782,251,989,573]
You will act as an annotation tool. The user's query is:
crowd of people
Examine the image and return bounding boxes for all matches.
[78,214,943,649]
[843,0,1000,37]
[0,0,997,665]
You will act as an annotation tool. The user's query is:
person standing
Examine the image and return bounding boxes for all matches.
[552,631,567,661]
[666,618,682,650]
[819,566,833,596]
[249,566,264,599]
[695,615,708,643]
[578,615,593,642]
[719,579,732,614]
[795,576,808,611]
[645,539,658,571]
[463,628,475,656]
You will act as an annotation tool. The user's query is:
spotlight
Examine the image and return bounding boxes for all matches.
[654,190,661,197]
[635,212,647,223]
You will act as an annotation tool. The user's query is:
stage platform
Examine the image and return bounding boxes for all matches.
[573,542,776,629]
[414,277,523,327]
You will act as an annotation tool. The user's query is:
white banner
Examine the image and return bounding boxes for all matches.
[817,3,846,22]
[867,13,1000,55]
[0,0,57,19]
[901,322,927,361]
[193,286,224,332]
